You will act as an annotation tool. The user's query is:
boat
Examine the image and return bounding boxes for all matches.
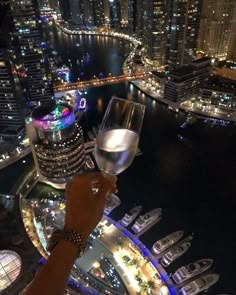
[161,240,191,267]
[179,273,220,295]
[131,208,162,234]
[152,231,184,255]
[120,205,142,227]
[172,259,213,284]
[104,194,121,216]
[85,155,95,170]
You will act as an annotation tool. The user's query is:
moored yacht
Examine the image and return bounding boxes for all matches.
[180,273,220,295]
[120,205,142,227]
[104,194,121,216]
[173,258,213,284]
[152,230,184,255]
[131,208,162,234]
[161,240,192,267]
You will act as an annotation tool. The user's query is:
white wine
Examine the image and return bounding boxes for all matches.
[94,129,139,175]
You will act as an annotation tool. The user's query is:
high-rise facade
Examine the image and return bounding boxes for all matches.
[143,1,167,67]
[120,0,128,28]
[11,0,53,109]
[93,0,105,27]
[59,0,71,21]
[69,0,84,25]
[128,0,143,36]
[166,0,202,69]
[0,50,27,140]
[165,57,211,102]
[109,0,121,29]
[26,103,85,183]
[198,0,236,61]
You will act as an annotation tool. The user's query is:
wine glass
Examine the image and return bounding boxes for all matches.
[94,96,145,176]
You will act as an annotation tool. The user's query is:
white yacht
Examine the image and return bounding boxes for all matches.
[120,205,142,227]
[131,208,162,234]
[161,240,191,267]
[173,258,213,284]
[180,273,220,295]
[152,231,184,255]
[104,194,121,216]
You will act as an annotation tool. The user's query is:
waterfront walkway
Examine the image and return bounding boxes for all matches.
[99,217,177,295]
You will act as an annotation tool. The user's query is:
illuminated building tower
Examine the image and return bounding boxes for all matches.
[0,50,27,141]
[134,0,144,38]
[143,0,167,67]
[93,0,105,27]
[109,0,121,29]
[10,0,53,109]
[166,0,202,70]
[120,0,128,28]
[59,0,71,21]
[227,31,236,62]
[85,0,96,27]
[26,103,85,183]
[198,0,236,61]
[69,0,84,25]
[165,57,210,102]
[128,0,145,36]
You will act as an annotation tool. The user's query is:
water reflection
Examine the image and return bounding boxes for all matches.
[97,98,104,113]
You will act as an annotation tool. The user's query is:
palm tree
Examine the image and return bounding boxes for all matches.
[130,258,139,266]
[135,270,142,283]
[147,280,155,294]
[116,239,125,251]
[139,281,148,294]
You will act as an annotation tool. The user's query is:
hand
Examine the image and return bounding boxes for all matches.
[64,173,117,239]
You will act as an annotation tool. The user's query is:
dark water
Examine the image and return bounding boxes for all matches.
[0,26,235,294]
[45,26,236,294]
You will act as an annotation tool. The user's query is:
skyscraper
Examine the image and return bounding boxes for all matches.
[26,102,85,184]
[93,0,105,27]
[128,0,142,36]
[165,57,211,102]
[120,0,128,28]
[59,0,71,21]
[0,49,27,140]
[69,0,84,25]
[166,0,202,69]
[10,0,53,109]
[109,0,121,29]
[198,0,236,61]
[143,0,167,67]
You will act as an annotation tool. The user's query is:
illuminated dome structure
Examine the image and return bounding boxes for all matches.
[26,102,85,183]
[0,250,22,292]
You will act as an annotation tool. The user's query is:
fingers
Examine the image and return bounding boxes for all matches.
[66,173,117,200]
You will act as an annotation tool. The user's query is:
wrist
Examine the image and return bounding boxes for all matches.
[64,224,90,240]
[47,229,88,255]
